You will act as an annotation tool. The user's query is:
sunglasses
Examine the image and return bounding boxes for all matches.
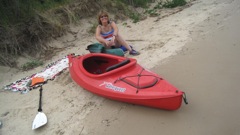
[100,15,108,18]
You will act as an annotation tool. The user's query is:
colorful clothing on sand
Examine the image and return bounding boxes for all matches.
[4,56,69,93]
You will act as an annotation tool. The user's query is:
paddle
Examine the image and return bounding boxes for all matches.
[32,86,47,130]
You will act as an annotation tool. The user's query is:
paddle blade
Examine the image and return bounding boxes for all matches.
[32,112,47,130]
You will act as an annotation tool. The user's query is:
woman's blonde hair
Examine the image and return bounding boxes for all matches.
[97,10,109,25]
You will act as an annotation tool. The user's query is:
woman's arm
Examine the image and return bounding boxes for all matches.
[110,21,119,37]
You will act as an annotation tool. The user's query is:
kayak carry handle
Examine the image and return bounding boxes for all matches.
[183,92,188,104]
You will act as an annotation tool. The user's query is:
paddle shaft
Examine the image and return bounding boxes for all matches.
[38,86,43,112]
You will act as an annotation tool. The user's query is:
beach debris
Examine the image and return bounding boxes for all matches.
[102,119,110,126]
[1,111,9,117]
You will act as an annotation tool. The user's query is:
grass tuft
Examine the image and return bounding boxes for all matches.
[21,60,44,71]
[163,0,187,8]
[130,13,141,23]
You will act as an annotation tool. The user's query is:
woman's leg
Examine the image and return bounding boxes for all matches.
[114,34,140,55]
[115,34,132,51]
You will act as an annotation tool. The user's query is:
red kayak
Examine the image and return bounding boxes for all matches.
[68,53,188,110]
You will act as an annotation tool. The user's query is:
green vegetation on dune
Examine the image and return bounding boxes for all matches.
[0,0,73,26]
[21,60,44,71]
[0,0,187,68]
[118,0,153,8]
[163,0,187,8]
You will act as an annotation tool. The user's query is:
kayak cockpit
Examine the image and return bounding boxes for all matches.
[82,55,160,91]
[82,56,131,75]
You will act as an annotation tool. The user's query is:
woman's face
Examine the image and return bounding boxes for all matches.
[99,14,108,24]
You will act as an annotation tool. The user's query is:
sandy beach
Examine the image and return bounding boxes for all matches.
[1,0,240,135]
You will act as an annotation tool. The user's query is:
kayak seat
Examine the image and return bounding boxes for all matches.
[106,59,130,72]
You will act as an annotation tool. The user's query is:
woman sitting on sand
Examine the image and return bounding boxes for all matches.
[95,10,140,56]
